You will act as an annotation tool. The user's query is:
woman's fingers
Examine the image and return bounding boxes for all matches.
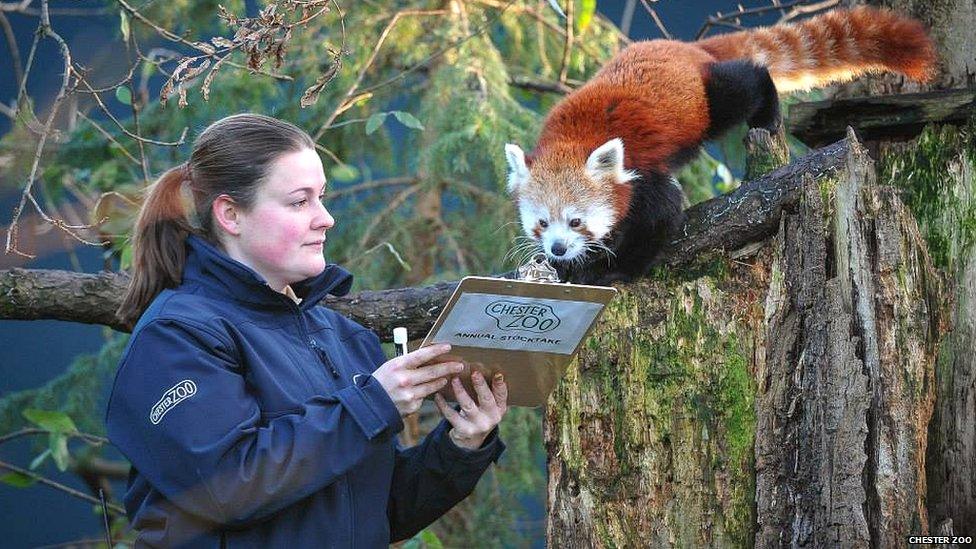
[470,371,497,413]
[491,373,508,408]
[411,361,464,384]
[434,393,463,425]
[399,343,452,369]
[452,376,478,414]
[412,376,451,400]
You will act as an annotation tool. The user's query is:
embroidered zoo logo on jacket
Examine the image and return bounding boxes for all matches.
[149,380,197,425]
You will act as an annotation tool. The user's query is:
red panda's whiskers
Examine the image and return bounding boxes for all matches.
[505,238,542,267]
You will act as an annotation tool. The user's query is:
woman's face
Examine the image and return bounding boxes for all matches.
[227,147,335,290]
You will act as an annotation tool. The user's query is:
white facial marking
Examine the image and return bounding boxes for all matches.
[519,202,619,263]
[504,143,530,193]
[518,200,549,238]
[585,203,615,240]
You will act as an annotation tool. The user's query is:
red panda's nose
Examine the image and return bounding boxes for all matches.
[551,242,567,257]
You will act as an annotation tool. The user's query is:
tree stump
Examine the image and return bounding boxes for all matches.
[545,133,945,547]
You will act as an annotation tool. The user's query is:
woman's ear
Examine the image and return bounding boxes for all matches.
[212,195,242,236]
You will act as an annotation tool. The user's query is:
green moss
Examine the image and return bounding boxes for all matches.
[815,176,839,237]
[552,278,757,546]
[879,121,976,271]
[648,253,732,284]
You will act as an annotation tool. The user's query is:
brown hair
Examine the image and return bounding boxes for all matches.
[117,113,315,327]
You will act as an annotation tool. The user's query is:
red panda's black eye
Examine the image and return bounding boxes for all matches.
[539,219,549,228]
[569,218,582,228]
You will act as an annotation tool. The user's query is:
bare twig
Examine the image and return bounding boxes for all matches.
[326,177,417,200]
[316,0,524,140]
[434,213,469,273]
[557,0,573,84]
[75,70,189,147]
[75,111,142,166]
[0,11,22,87]
[449,178,499,204]
[509,74,574,94]
[639,0,671,40]
[0,459,126,515]
[1,1,109,17]
[356,184,421,250]
[124,33,152,182]
[313,9,449,140]
[6,0,76,257]
[0,427,109,446]
[35,538,131,549]
[470,0,627,52]
[695,0,826,39]
[778,0,839,23]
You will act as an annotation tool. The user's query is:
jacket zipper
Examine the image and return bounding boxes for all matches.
[284,294,340,379]
[310,338,340,378]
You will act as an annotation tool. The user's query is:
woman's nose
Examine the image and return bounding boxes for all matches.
[314,202,335,230]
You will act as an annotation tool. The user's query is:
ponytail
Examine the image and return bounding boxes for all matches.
[117,164,194,328]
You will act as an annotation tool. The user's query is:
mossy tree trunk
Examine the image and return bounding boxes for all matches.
[850,0,976,534]
[544,134,945,546]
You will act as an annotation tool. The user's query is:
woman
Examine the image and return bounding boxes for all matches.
[106,113,508,547]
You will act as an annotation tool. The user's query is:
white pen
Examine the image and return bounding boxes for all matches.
[393,327,408,357]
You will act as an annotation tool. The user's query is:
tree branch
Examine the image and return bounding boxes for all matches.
[0,138,855,339]
[0,459,126,515]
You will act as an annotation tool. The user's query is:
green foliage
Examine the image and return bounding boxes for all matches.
[21,408,80,471]
[0,471,37,488]
[0,332,127,438]
[403,528,444,549]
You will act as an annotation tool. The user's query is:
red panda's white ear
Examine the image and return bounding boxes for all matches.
[586,138,637,184]
[505,143,530,194]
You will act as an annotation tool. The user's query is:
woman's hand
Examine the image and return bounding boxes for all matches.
[434,371,509,450]
[372,344,464,417]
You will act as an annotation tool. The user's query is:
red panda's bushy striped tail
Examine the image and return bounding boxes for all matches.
[696,6,937,93]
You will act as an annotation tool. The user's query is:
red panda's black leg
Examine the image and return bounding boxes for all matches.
[704,60,782,138]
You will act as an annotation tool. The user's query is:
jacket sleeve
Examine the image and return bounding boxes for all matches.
[386,419,505,541]
[105,317,403,527]
[351,328,506,541]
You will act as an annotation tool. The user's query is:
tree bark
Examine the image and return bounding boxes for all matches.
[854,0,976,535]
[787,88,976,147]
[545,133,945,547]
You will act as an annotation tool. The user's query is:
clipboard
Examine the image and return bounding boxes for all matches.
[419,276,617,407]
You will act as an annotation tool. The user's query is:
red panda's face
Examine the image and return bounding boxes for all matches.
[515,196,617,263]
[504,139,636,264]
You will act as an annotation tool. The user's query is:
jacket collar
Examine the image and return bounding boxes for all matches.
[182,234,353,311]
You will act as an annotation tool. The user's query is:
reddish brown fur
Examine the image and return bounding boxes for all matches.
[520,6,935,230]
[697,6,936,91]
[533,40,713,180]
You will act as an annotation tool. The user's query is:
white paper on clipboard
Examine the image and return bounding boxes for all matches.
[420,276,616,407]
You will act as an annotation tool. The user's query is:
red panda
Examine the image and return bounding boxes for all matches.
[504,6,937,285]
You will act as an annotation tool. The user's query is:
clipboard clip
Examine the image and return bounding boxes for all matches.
[517,253,560,283]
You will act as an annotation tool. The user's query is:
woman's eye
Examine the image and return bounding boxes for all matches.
[292,198,308,207]
[569,218,582,228]
[318,194,327,203]
[539,219,549,228]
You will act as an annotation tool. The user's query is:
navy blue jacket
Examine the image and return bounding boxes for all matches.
[105,235,504,547]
